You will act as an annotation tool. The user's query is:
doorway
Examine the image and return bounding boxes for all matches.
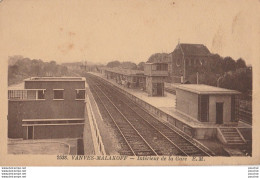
[28,126,34,139]
[157,83,163,96]
[216,102,224,124]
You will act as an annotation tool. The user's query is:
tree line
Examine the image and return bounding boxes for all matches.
[8,56,71,85]
[106,60,145,70]
[186,54,252,96]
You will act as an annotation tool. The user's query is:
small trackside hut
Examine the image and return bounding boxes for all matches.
[175,84,241,125]
[144,62,168,96]
[8,77,86,139]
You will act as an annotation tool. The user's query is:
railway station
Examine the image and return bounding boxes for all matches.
[7,72,252,156]
[7,48,252,156]
[101,61,169,97]
[87,69,251,155]
[101,67,145,89]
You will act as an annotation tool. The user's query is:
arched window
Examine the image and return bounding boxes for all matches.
[176,58,181,67]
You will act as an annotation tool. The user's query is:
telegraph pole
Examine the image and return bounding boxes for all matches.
[197,72,199,84]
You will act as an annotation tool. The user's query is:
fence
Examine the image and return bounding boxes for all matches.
[238,100,252,124]
[8,89,45,100]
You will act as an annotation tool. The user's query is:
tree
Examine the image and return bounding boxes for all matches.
[236,58,246,69]
[147,53,170,63]
[60,66,68,75]
[8,55,24,66]
[121,61,137,69]
[207,54,224,74]
[8,56,76,85]
[137,62,145,70]
[219,68,252,93]
[222,56,236,72]
[107,60,121,68]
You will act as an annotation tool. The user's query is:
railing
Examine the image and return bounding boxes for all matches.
[144,70,168,77]
[238,100,252,124]
[8,90,28,100]
[8,89,45,100]
[86,93,106,155]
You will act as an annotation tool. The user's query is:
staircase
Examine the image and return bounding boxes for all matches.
[217,128,246,145]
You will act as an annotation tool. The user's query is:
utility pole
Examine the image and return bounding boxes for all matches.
[178,39,186,83]
[83,52,87,71]
[197,72,199,84]
[84,58,87,71]
[183,55,185,82]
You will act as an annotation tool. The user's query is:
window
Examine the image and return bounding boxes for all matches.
[76,89,85,100]
[37,90,45,99]
[189,59,192,66]
[162,64,168,71]
[231,95,239,122]
[53,89,64,100]
[198,95,209,122]
[156,64,161,70]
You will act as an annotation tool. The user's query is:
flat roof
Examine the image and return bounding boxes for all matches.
[24,77,86,82]
[176,84,240,95]
[145,62,168,64]
[104,67,144,76]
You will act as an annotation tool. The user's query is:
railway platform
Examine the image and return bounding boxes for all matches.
[89,72,251,143]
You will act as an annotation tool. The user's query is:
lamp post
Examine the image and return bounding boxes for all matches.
[217,77,221,87]
[217,73,226,87]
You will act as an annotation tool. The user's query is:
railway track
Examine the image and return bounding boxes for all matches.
[86,74,213,156]
[88,78,158,156]
[238,109,252,125]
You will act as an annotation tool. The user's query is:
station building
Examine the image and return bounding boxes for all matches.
[8,77,86,139]
[176,84,240,125]
[102,67,146,89]
[144,62,168,96]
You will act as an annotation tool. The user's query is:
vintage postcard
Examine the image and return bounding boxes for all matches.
[0,0,259,166]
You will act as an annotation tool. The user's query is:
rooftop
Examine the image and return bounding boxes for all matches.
[24,77,86,82]
[173,43,211,56]
[145,62,168,65]
[176,84,240,95]
[103,67,144,76]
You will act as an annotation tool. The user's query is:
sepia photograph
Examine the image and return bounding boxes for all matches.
[0,0,259,166]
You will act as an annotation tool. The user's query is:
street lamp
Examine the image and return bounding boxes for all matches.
[217,73,226,87]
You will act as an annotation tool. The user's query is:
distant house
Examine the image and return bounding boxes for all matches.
[169,43,212,83]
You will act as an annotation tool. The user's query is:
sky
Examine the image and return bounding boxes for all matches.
[0,0,259,65]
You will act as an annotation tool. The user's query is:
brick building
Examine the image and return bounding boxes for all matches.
[169,43,212,83]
